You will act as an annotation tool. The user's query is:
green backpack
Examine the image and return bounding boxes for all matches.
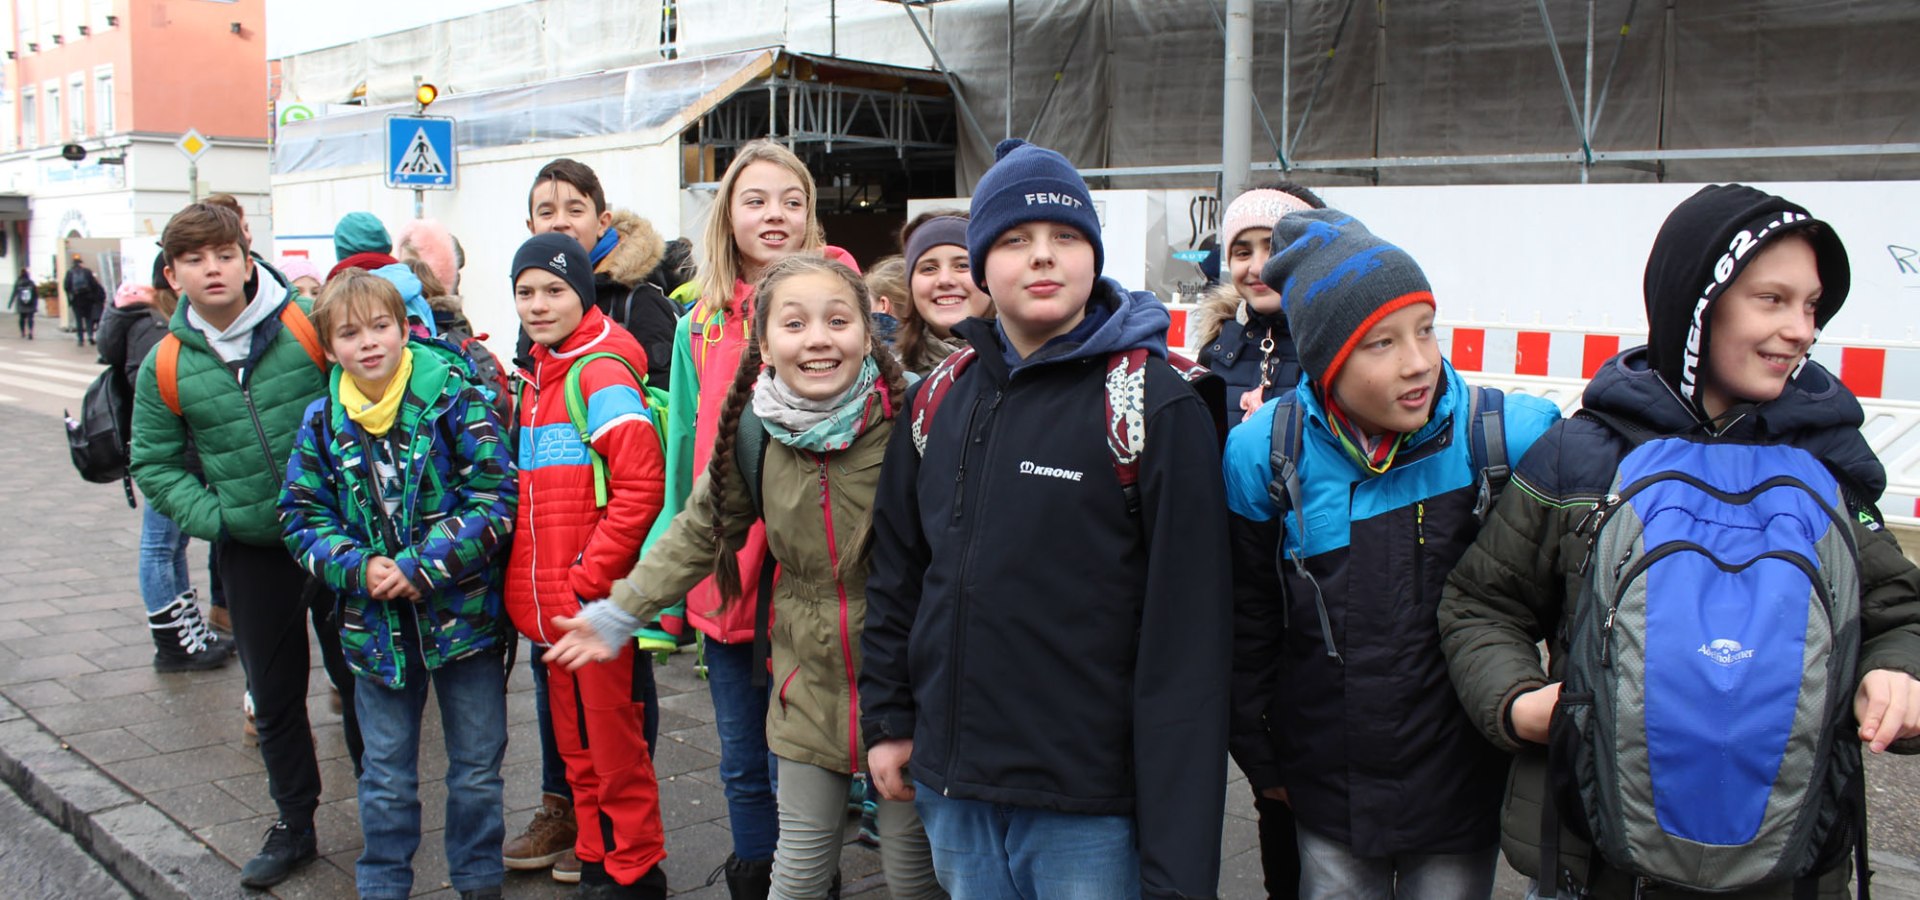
[551,351,670,507]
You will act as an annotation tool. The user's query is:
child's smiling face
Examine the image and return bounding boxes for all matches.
[758,270,870,403]
[1327,302,1441,438]
[730,161,810,282]
[327,307,408,399]
[1700,233,1822,419]
[910,244,991,338]
[515,268,586,348]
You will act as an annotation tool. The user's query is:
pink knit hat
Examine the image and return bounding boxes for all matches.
[277,257,322,284]
[395,218,459,293]
[1220,189,1316,250]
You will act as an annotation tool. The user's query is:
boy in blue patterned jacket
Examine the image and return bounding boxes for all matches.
[279,269,517,900]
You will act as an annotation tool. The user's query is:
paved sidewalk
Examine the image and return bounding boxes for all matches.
[0,387,1916,898]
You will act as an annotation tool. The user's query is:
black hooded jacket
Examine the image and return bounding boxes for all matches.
[861,281,1233,899]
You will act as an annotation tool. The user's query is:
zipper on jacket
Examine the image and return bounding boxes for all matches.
[239,380,282,488]
[816,453,862,773]
[948,392,991,524]
[945,385,1007,780]
[525,360,548,645]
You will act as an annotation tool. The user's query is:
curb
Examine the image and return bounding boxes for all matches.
[0,695,245,900]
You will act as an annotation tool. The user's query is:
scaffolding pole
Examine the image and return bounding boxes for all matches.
[896,1,994,160]
[1221,0,1253,198]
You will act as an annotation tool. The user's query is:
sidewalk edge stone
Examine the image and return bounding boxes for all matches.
[0,695,244,899]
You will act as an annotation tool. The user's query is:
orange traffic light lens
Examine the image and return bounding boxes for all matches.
[415,84,438,107]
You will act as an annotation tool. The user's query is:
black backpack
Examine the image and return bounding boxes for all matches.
[66,367,136,507]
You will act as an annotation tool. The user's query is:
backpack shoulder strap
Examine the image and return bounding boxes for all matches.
[1469,385,1511,519]
[910,345,978,457]
[1263,393,1308,525]
[565,351,644,508]
[277,303,327,372]
[1104,349,1152,511]
[735,405,771,520]
[156,335,184,417]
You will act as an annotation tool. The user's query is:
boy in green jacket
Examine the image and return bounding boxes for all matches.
[128,202,359,891]
[279,269,517,900]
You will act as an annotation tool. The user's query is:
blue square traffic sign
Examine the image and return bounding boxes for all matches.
[386,116,456,189]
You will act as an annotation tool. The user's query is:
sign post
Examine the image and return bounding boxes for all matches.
[174,128,211,203]
[387,77,454,219]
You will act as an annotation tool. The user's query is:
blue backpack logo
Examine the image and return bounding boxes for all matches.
[1543,412,1866,896]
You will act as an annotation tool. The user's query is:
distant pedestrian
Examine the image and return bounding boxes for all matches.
[64,254,105,346]
[9,268,36,338]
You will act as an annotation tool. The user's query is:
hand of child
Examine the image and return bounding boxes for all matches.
[544,615,617,671]
[1855,669,1920,753]
[1509,682,1562,745]
[1259,786,1290,805]
[868,738,915,802]
[1239,388,1263,422]
[366,556,402,600]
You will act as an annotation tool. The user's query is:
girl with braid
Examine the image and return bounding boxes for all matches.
[547,255,945,900]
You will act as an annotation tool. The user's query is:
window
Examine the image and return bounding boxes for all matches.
[44,84,60,144]
[21,89,36,147]
[93,68,113,135]
[68,74,85,139]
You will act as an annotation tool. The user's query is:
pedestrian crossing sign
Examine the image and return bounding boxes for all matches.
[385,115,456,189]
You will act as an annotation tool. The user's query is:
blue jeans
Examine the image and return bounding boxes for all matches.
[354,648,508,899]
[914,782,1140,900]
[531,639,659,798]
[137,501,191,616]
[706,638,778,861]
[1295,824,1497,900]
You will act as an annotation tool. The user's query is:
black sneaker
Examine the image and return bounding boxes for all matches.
[459,889,504,900]
[238,820,317,889]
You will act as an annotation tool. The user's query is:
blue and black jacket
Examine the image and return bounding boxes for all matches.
[862,279,1233,900]
[1224,361,1559,856]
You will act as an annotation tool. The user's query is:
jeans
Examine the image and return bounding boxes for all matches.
[1295,824,1498,900]
[218,539,362,826]
[769,757,944,900]
[914,782,1140,900]
[531,639,658,799]
[354,649,507,899]
[705,637,778,861]
[137,501,191,616]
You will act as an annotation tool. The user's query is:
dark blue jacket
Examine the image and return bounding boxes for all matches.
[1193,284,1303,413]
[862,279,1232,900]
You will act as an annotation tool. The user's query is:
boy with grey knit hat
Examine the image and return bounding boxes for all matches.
[1222,208,1561,898]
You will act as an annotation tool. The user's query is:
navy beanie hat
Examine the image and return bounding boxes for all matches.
[1261,208,1434,386]
[511,233,597,312]
[967,139,1103,289]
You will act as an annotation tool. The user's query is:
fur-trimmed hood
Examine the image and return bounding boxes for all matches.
[598,210,667,289]
[1191,282,1244,351]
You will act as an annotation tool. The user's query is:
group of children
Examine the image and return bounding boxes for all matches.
[121,130,1920,900]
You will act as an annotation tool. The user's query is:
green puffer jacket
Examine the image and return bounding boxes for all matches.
[279,341,517,689]
[129,277,327,546]
[609,398,892,775]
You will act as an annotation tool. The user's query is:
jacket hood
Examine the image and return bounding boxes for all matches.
[370,263,436,335]
[597,210,666,289]
[1583,345,1885,499]
[1642,184,1850,416]
[959,277,1169,373]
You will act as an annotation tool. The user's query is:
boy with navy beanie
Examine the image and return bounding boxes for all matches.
[862,139,1234,898]
[1223,209,1560,897]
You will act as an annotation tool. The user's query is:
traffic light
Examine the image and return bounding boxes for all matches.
[415,83,439,110]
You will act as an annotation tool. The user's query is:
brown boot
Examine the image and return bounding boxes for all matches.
[207,604,232,634]
[550,849,580,883]
[503,793,576,870]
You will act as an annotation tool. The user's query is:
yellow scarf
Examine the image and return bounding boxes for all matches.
[339,347,413,437]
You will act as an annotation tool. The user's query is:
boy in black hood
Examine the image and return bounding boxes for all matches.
[1436,185,1920,899]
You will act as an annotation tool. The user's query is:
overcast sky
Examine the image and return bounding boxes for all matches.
[265,0,525,58]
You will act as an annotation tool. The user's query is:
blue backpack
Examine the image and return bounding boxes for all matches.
[1541,408,1868,897]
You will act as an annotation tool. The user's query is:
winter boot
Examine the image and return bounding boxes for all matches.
[504,792,577,869]
[706,854,773,900]
[149,594,232,672]
[173,591,235,658]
